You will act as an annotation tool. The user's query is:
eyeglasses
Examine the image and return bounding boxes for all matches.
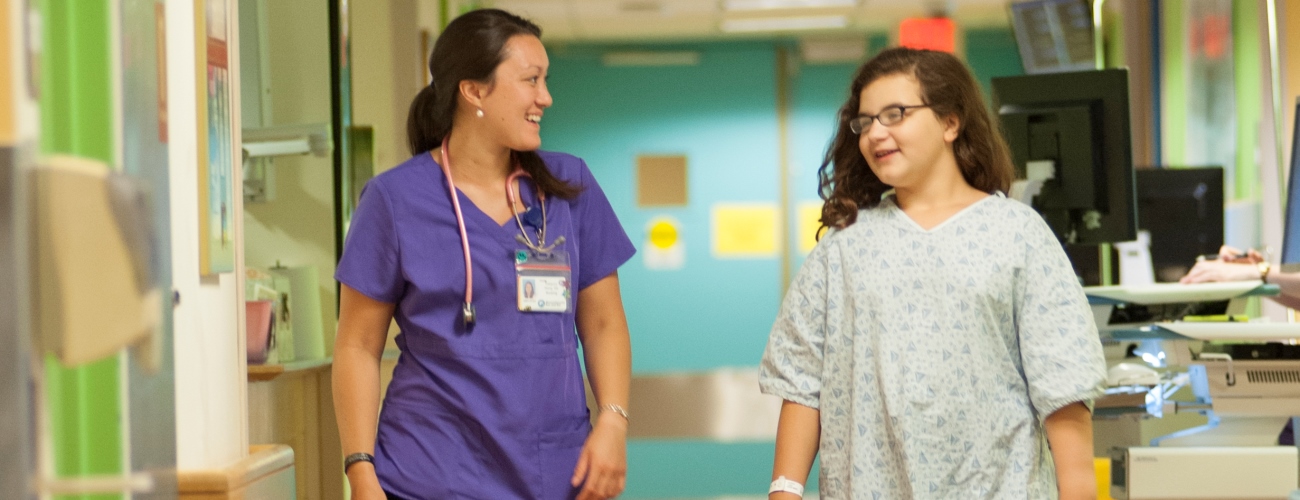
[848,104,929,134]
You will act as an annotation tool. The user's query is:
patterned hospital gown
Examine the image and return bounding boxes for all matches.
[760,193,1106,499]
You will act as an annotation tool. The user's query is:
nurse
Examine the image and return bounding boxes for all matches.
[332,9,635,500]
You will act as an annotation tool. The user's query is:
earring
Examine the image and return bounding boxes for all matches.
[476,108,484,118]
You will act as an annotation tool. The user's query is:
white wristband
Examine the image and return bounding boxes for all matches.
[769,476,804,497]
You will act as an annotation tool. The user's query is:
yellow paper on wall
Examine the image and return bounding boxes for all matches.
[711,203,778,258]
[798,201,823,254]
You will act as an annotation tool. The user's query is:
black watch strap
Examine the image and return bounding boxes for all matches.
[344,452,374,473]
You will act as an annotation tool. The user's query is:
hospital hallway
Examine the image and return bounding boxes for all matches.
[5,0,1300,499]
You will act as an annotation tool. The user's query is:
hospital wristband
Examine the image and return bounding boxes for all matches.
[768,476,804,497]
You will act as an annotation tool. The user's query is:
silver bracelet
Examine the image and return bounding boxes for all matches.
[600,403,630,422]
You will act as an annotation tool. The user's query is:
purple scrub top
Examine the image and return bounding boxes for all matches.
[336,150,636,499]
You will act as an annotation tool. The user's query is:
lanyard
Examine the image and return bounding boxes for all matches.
[438,136,555,326]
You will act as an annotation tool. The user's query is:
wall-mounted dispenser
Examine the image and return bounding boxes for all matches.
[31,155,162,370]
[241,122,332,203]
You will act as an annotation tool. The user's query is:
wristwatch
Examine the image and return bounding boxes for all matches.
[1258,261,1272,283]
[344,452,374,473]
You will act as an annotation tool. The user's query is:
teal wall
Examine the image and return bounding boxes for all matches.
[966,28,1028,105]
[546,42,785,374]
[543,33,1022,499]
[545,41,816,498]
[786,55,870,272]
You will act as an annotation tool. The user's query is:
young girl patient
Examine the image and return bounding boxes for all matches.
[760,47,1107,499]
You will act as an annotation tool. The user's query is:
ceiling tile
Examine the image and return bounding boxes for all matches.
[485,0,1010,42]
[492,0,570,19]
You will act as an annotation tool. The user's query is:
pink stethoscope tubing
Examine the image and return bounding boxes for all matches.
[438,137,476,324]
[437,136,548,325]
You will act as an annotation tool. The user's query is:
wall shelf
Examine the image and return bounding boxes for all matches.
[248,357,332,383]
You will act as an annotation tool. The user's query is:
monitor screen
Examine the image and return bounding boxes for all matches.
[1282,98,1300,270]
[993,68,1136,245]
[1136,167,1224,282]
[1010,0,1096,74]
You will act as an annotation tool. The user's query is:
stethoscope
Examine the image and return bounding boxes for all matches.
[438,136,563,326]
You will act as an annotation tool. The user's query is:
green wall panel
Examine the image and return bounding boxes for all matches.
[44,358,123,500]
[37,1,123,499]
[1162,0,1188,167]
[1233,0,1262,202]
[39,0,114,164]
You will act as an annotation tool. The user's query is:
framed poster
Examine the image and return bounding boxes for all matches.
[198,0,234,275]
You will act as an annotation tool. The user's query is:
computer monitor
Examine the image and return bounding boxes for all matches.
[1281,98,1300,272]
[992,68,1136,245]
[1136,167,1225,282]
[1009,0,1096,74]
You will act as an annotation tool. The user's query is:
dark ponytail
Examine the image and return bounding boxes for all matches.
[407,83,443,155]
[408,8,581,199]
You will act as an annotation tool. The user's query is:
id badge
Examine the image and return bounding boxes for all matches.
[515,249,572,313]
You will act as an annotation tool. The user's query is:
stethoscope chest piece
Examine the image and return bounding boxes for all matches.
[462,302,476,326]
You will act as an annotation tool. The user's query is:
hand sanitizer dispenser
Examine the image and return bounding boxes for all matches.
[1115,230,1156,286]
[31,155,161,368]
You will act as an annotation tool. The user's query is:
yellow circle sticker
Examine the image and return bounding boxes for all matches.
[648,220,678,250]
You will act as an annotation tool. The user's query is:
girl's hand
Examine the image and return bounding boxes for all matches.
[1057,473,1099,500]
[572,412,628,500]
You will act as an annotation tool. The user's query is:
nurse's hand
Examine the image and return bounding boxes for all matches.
[346,463,387,500]
[1219,245,1264,264]
[572,412,628,499]
[1180,259,1261,284]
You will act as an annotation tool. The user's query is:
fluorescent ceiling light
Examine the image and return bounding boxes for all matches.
[721,15,848,32]
[724,0,856,11]
[800,38,867,64]
[618,0,663,14]
[602,51,701,67]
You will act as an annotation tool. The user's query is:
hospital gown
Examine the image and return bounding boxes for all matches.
[759,194,1107,499]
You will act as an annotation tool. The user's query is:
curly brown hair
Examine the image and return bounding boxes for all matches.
[817,47,1014,235]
